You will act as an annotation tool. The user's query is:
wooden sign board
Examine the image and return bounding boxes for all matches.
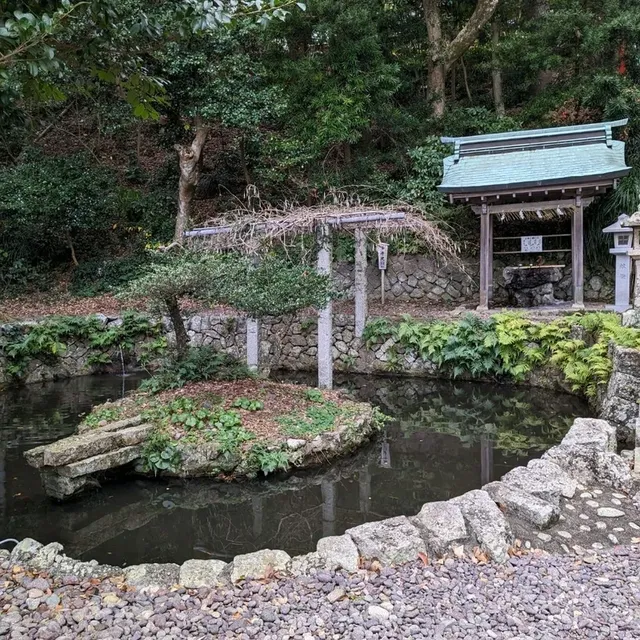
[377,243,388,270]
[521,236,543,253]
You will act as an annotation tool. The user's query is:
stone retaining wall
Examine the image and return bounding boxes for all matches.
[333,254,614,304]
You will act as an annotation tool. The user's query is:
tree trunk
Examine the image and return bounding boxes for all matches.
[173,119,209,243]
[533,0,553,94]
[491,21,505,116]
[429,64,446,117]
[423,0,500,115]
[166,296,189,360]
[423,0,446,117]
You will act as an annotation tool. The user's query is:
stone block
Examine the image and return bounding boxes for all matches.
[57,445,143,478]
[526,459,577,498]
[125,563,180,589]
[230,549,291,583]
[483,481,560,528]
[346,516,426,567]
[41,471,98,500]
[612,345,640,376]
[503,463,570,505]
[179,559,227,588]
[451,490,513,563]
[561,418,617,453]
[316,534,359,572]
[410,501,468,555]
[605,372,640,403]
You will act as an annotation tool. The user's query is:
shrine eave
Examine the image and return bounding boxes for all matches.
[438,120,631,203]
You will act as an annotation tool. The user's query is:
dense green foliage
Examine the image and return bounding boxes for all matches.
[0,311,165,382]
[121,251,334,360]
[364,311,640,397]
[3,0,640,294]
[140,345,250,394]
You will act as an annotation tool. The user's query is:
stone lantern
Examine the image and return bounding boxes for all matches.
[603,214,632,311]
[623,210,640,309]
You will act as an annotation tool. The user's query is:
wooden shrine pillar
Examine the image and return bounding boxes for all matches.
[572,197,585,308]
[317,223,333,389]
[478,206,493,309]
[354,228,368,338]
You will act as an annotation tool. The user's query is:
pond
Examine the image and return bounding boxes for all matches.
[0,374,591,566]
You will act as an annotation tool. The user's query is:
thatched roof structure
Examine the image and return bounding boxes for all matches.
[185,203,460,264]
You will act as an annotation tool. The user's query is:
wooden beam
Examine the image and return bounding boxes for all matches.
[572,199,585,308]
[472,198,592,215]
[478,207,490,310]
[354,228,368,338]
[488,210,494,301]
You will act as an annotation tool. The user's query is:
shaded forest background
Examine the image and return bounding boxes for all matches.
[2,0,640,298]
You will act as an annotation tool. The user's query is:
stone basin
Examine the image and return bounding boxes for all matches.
[503,265,564,307]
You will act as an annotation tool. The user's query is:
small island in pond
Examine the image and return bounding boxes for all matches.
[25,378,385,499]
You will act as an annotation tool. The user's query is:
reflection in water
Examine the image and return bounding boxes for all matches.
[0,373,591,565]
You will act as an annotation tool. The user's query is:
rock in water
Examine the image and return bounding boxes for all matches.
[410,501,468,556]
[346,516,426,566]
[179,559,227,588]
[230,549,291,583]
[451,490,513,563]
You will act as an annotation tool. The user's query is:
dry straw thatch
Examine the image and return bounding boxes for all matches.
[186,202,461,265]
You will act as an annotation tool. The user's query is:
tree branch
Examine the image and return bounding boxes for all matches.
[443,0,501,70]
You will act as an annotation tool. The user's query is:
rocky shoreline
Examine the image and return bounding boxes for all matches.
[7,415,639,593]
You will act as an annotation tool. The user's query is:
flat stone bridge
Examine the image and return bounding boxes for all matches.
[24,417,152,499]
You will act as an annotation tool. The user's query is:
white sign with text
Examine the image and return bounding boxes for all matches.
[521,235,543,253]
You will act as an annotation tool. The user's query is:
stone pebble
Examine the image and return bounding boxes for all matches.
[3,548,640,640]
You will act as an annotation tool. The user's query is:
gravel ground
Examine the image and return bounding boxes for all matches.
[2,546,640,640]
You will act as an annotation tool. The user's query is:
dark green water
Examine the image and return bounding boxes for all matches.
[0,374,590,565]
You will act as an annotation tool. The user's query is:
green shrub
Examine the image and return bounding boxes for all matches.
[231,397,264,411]
[70,254,158,297]
[142,431,181,475]
[1,311,162,381]
[248,444,290,475]
[140,346,250,393]
[364,311,640,398]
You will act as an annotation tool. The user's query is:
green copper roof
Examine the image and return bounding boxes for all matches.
[439,120,631,194]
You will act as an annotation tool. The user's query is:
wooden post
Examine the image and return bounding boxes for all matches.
[478,206,490,309]
[317,223,333,389]
[488,212,494,302]
[572,198,585,308]
[354,229,368,338]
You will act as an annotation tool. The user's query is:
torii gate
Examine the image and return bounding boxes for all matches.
[184,210,411,389]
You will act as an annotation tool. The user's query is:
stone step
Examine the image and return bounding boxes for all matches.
[77,414,143,435]
[25,423,154,469]
[57,445,144,478]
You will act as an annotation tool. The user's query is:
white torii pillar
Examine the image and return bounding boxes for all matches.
[354,228,368,338]
[317,223,333,389]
